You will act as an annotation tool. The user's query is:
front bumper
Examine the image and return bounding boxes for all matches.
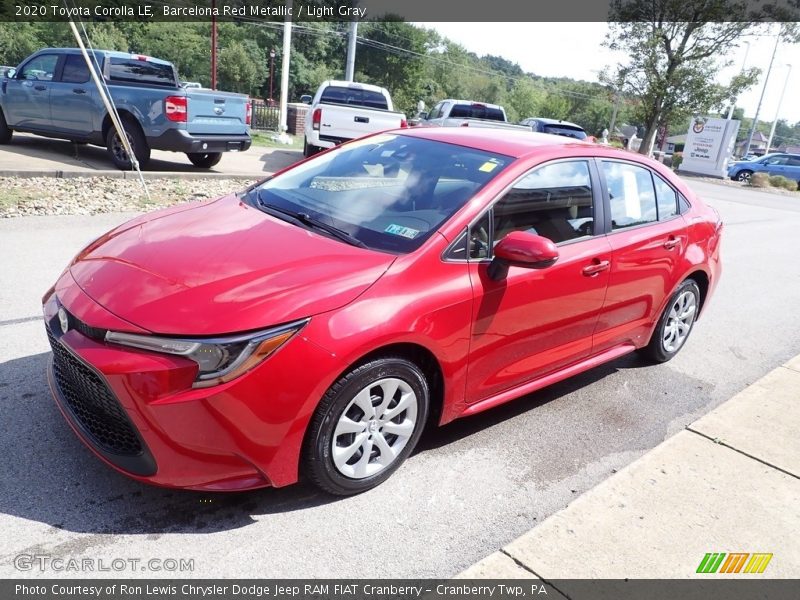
[148,128,252,154]
[43,285,342,491]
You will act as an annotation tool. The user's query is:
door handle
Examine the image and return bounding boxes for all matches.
[72,88,86,94]
[34,84,47,91]
[664,236,679,250]
[582,259,610,277]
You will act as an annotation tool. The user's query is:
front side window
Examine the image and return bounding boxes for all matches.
[250,134,512,253]
[603,161,658,230]
[762,155,788,166]
[492,160,594,245]
[19,54,58,81]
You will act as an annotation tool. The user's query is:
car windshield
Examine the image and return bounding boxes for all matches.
[249,134,513,253]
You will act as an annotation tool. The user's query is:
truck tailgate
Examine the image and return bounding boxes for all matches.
[185,89,249,135]
[318,103,404,142]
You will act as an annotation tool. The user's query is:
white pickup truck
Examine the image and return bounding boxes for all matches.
[420,99,529,131]
[303,80,407,157]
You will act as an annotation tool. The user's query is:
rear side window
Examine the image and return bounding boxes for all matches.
[786,156,800,167]
[602,161,658,230]
[653,174,678,220]
[108,57,176,87]
[319,86,388,110]
[61,54,90,84]
[449,104,505,121]
[493,160,595,245]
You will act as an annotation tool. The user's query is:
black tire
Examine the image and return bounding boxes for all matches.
[304,357,430,496]
[106,118,150,170]
[186,152,222,168]
[0,109,12,144]
[735,169,753,183]
[303,137,319,158]
[638,279,701,363]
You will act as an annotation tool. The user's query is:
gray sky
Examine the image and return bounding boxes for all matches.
[416,23,800,126]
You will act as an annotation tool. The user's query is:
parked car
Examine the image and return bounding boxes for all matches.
[521,117,588,140]
[303,80,407,157]
[421,99,529,131]
[43,128,722,495]
[727,152,800,183]
[0,49,251,169]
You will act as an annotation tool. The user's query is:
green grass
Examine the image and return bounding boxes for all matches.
[251,132,303,150]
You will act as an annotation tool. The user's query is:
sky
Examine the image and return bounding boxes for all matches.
[416,23,800,126]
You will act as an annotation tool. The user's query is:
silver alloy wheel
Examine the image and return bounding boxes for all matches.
[332,377,418,479]
[736,171,752,182]
[662,290,697,353]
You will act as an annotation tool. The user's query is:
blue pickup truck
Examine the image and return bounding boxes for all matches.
[0,48,251,169]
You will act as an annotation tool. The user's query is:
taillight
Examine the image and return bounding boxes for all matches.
[165,96,187,122]
[312,108,321,131]
[245,99,252,126]
[400,118,408,128]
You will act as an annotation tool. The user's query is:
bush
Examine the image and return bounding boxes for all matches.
[671,152,683,170]
[781,178,799,192]
[750,172,770,188]
[769,175,788,187]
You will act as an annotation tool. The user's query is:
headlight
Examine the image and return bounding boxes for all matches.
[105,319,308,388]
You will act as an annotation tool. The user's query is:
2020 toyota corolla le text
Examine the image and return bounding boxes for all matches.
[43,128,722,495]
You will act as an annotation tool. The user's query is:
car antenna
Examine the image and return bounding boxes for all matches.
[66,9,151,202]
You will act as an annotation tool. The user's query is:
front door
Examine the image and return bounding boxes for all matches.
[2,53,59,130]
[465,159,612,403]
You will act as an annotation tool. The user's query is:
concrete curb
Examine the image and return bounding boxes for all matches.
[0,169,262,180]
[458,353,800,580]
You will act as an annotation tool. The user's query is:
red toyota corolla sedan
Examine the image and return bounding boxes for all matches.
[43,128,722,495]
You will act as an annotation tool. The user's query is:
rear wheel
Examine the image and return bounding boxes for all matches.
[303,137,320,158]
[106,118,150,170]
[186,152,222,168]
[0,109,12,144]
[735,169,753,183]
[639,279,700,363]
[304,357,429,495]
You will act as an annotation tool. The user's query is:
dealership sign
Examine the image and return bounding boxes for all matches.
[678,116,740,178]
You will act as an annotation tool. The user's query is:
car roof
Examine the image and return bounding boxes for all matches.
[397,127,605,158]
[438,99,504,110]
[39,48,172,66]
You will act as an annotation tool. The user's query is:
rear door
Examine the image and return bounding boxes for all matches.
[3,53,60,129]
[49,54,95,136]
[592,160,688,352]
[185,89,249,136]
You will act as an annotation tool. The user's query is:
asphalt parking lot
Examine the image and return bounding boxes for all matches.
[0,179,798,578]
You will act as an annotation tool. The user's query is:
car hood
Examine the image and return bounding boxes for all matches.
[69,195,395,335]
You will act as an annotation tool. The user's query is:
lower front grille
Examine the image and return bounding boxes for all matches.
[47,329,143,456]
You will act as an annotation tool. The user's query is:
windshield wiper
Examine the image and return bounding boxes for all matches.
[256,192,368,249]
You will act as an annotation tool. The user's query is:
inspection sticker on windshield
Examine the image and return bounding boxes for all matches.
[479,159,501,173]
[385,224,420,239]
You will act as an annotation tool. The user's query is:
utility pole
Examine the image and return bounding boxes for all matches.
[766,64,792,153]
[345,20,358,81]
[276,0,292,143]
[211,0,217,90]
[727,40,750,120]
[743,33,780,156]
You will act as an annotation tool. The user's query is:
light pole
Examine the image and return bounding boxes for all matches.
[766,63,792,153]
[726,40,750,120]
[268,48,276,106]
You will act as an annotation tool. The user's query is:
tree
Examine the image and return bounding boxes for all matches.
[602,0,771,155]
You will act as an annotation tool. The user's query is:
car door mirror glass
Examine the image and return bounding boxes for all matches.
[5,68,15,79]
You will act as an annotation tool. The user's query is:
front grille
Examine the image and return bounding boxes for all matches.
[47,329,143,456]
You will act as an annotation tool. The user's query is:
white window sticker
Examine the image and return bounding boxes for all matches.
[385,224,420,239]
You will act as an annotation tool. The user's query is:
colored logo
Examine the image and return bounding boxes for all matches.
[696,552,773,574]
[692,118,707,134]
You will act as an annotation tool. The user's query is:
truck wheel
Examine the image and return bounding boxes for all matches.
[186,152,222,168]
[303,138,319,158]
[106,118,150,170]
[0,109,12,144]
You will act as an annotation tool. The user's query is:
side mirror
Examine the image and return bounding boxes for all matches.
[488,231,559,280]
[300,94,312,105]
[418,111,428,120]
[5,68,16,79]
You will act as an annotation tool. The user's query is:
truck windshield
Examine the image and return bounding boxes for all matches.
[250,134,512,253]
[449,104,505,121]
[320,86,389,110]
[108,57,176,87]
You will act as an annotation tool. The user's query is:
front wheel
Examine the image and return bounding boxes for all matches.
[639,279,700,363]
[304,357,429,495]
[106,119,150,170]
[186,152,222,168]
[735,169,753,183]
